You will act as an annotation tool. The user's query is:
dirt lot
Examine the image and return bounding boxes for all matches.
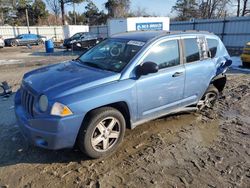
[0,46,249,188]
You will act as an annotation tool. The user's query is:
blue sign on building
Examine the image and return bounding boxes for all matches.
[136,22,163,31]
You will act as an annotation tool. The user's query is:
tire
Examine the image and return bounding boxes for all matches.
[77,107,126,159]
[0,86,4,96]
[37,40,44,45]
[10,40,17,47]
[197,85,219,111]
[242,62,248,67]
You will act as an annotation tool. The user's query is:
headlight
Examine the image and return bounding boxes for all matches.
[39,95,48,112]
[51,102,73,117]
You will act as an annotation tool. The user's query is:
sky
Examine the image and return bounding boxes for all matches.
[63,0,176,17]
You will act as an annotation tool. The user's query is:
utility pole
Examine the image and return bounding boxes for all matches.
[60,0,65,25]
[73,2,76,25]
[1,11,3,25]
[25,7,30,33]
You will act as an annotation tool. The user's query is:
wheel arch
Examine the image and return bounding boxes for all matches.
[210,74,227,92]
[81,101,132,130]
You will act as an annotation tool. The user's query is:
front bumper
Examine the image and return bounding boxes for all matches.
[15,91,83,150]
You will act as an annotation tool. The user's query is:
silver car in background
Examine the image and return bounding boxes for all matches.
[0,35,4,48]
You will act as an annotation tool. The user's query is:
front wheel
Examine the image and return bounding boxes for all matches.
[197,85,219,111]
[77,107,126,159]
[37,39,44,45]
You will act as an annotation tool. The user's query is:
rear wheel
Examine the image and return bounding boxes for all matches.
[10,41,17,47]
[242,62,248,67]
[77,107,126,159]
[197,85,219,111]
[0,86,4,96]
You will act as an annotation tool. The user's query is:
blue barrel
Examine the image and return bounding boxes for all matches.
[45,40,54,53]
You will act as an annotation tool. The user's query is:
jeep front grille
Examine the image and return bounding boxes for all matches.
[21,88,34,117]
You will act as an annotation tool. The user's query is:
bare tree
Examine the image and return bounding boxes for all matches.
[237,0,240,16]
[198,0,230,19]
[130,7,150,17]
[46,0,61,23]
[241,0,250,16]
[234,0,250,16]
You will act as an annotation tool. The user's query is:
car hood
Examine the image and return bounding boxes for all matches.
[23,61,121,97]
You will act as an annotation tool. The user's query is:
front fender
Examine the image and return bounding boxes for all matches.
[57,79,137,125]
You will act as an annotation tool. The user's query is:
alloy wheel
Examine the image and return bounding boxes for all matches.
[91,117,121,152]
[197,92,217,110]
[11,41,17,47]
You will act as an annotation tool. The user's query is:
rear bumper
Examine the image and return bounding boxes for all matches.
[15,91,83,150]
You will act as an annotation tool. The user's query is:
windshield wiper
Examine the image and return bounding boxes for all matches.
[73,58,83,63]
[75,59,117,72]
[81,61,104,70]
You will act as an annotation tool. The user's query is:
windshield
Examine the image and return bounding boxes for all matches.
[78,38,145,72]
[71,33,84,40]
[16,35,23,39]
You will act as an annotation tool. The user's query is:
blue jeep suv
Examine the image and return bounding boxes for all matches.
[15,31,231,158]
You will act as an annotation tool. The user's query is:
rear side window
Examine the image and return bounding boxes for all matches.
[207,39,218,58]
[143,40,180,69]
[184,38,200,63]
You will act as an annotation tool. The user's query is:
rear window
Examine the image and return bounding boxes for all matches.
[184,38,200,63]
[207,39,218,58]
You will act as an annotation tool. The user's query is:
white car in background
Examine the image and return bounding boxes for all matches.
[0,35,4,48]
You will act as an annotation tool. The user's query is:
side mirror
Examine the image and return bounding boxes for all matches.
[136,62,159,76]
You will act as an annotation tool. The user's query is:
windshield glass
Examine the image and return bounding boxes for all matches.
[71,33,84,40]
[16,35,22,39]
[78,38,145,72]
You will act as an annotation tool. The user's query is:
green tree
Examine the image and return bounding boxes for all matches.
[14,0,48,26]
[84,1,107,25]
[15,0,32,25]
[172,0,199,21]
[0,0,15,25]
[31,0,48,25]
[105,0,130,18]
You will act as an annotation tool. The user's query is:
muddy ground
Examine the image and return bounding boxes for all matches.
[0,46,249,188]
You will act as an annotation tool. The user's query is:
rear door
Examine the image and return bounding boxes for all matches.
[182,36,216,105]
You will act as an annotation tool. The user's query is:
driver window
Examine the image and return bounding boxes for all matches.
[143,40,180,69]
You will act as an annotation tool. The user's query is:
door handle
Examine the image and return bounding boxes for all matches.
[172,72,183,77]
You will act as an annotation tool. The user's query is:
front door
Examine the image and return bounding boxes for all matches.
[136,38,185,120]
